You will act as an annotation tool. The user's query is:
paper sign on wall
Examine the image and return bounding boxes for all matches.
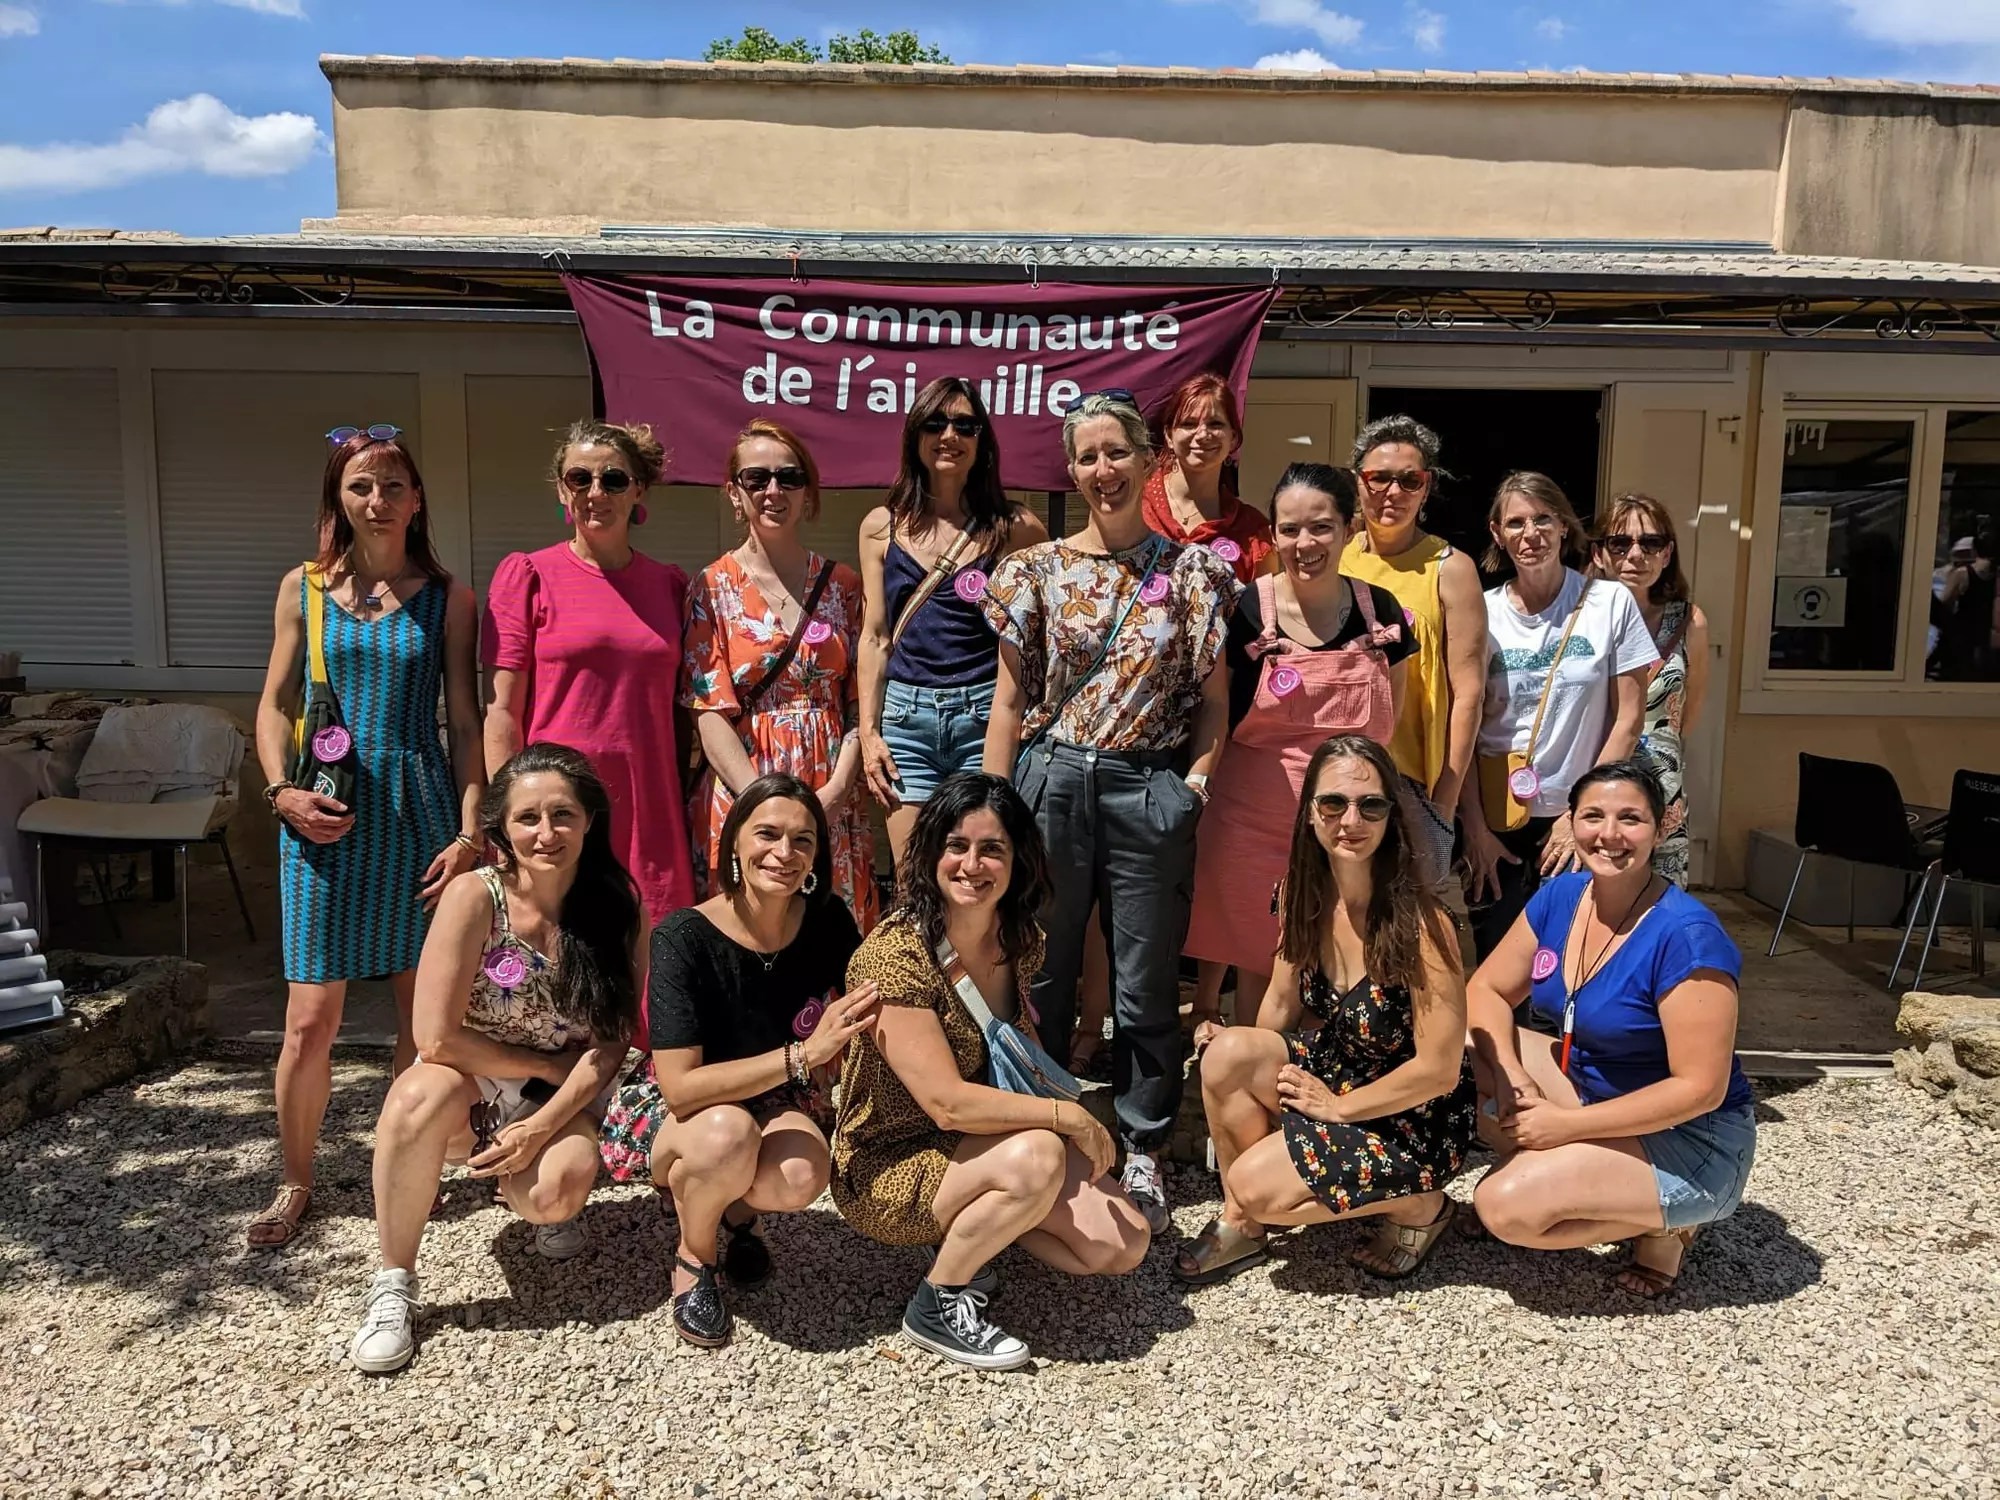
[1776,505,1831,576]
[1773,576,1847,628]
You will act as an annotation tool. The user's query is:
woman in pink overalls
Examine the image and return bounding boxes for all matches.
[1184,464,1415,1025]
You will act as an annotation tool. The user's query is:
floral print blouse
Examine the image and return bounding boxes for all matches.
[979,537,1240,751]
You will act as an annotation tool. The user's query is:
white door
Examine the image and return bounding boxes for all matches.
[1239,378,1358,513]
[1603,379,1749,888]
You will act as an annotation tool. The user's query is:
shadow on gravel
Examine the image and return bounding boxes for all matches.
[1262,1200,1822,1316]
[0,1057,393,1319]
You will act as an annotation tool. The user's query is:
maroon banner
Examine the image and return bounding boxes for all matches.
[563,275,1277,490]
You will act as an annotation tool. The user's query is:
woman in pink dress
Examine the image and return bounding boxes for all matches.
[482,419,697,1007]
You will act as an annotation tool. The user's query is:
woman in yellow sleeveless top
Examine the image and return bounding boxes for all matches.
[1341,416,1488,891]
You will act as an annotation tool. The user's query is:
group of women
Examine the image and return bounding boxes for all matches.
[246,377,1751,1377]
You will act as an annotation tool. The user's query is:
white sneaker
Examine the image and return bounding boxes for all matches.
[349,1269,419,1374]
[535,1216,586,1261]
[1121,1149,1171,1235]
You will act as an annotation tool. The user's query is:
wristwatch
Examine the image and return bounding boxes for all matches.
[263,779,295,808]
[1186,773,1212,804]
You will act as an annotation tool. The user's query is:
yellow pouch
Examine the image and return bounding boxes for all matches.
[1478,753,1531,833]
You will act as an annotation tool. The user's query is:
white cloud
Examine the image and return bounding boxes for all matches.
[1831,0,2000,46]
[1535,16,1568,41]
[0,4,38,36]
[1255,47,1335,69]
[1410,6,1446,52]
[0,93,324,195]
[102,0,307,16]
[1251,0,1363,48]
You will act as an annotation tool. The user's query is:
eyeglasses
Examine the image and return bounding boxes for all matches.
[326,424,401,446]
[560,466,633,496]
[1062,388,1137,414]
[1598,533,1671,558]
[1359,468,1430,494]
[734,466,811,493]
[919,414,985,438]
[1311,792,1395,823]
[1501,515,1563,537]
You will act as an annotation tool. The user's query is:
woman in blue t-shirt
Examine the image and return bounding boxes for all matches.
[1463,760,1755,1297]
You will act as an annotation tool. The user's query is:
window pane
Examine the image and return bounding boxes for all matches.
[1928,410,2000,683]
[1768,418,1912,673]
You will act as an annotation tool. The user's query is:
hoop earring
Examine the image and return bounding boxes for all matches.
[801,871,819,896]
[631,503,648,526]
[729,854,741,886]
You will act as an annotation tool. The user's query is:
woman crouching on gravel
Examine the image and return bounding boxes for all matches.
[1179,734,1475,1286]
[349,743,643,1374]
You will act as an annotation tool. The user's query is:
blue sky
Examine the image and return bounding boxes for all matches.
[0,0,1994,236]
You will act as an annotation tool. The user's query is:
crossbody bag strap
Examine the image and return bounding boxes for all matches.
[1655,601,1691,666]
[934,937,1012,1028]
[738,560,835,718]
[887,527,976,654]
[1522,579,1590,765]
[303,563,330,687]
[1017,534,1166,761]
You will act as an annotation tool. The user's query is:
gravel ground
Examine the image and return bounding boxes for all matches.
[2,1060,1995,1500]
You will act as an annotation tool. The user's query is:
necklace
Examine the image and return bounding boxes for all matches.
[1559,874,1660,1073]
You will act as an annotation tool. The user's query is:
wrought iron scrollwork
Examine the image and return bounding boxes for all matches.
[96,262,356,307]
[1287,286,1559,334]
[1776,294,1998,343]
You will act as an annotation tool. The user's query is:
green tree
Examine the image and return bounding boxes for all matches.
[703,26,819,63]
[702,26,952,65]
[824,28,951,64]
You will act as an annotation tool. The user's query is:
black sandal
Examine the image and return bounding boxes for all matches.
[671,1253,732,1348]
[723,1213,772,1290]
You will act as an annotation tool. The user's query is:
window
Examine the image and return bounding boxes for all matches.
[1768,418,1914,674]
[1928,410,2000,683]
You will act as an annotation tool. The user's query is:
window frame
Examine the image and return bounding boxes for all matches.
[1742,398,2000,716]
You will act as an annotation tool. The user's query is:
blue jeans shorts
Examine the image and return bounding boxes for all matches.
[881,679,993,803]
[1641,1101,1757,1230]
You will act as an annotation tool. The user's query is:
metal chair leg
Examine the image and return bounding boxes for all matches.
[1768,852,1808,957]
[89,854,123,940]
[1975,885,1988,979]
[1847,861,1857,944]
[217,833,255,943]
[178,843,189,957]
[1890,863,1939,990]
[1913,873,1952,992]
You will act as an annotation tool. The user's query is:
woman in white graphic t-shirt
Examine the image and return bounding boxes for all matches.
[1458,472,1658,961]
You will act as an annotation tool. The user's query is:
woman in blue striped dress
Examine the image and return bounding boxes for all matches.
[248,426,486,1249]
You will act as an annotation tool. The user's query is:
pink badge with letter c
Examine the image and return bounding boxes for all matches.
[803,620,832,645]
[312,725,351,762]
[1507,765,1542,803]
[792,998,824,1039]
[483,947,527,991]
[1140,574,1171,605]
[1531,947,1560,982]
[953,569,988,604]
[1210,537,1242,564]
[1269,664,1303,697]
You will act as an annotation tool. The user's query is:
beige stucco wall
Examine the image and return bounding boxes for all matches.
[324,71,1788,243]
[1781,95,2000,267]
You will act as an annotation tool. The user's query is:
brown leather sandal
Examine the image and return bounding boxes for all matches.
[1352,1196,1454,1280]
[1173,1216,1270,1286]
[245,1183,311,1250]
[1615,1227,1696,1299]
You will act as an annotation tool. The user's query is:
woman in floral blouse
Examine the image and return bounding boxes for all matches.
[684,419,879,931]
[980,390,1239,1233]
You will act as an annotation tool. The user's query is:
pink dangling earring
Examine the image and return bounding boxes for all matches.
[631,503,648,526]
[560,500,572,522]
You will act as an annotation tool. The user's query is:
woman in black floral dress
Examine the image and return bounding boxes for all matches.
[1178,734,1476,1285]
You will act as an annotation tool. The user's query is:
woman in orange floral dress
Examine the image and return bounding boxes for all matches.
[684,420,879,931]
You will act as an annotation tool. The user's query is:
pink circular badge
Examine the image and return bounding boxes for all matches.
[311,725,351,762]
[1403,607,1417,628]
[1507,766,1542,803]
[1269,664,1303,698]
[483,947,527,991]
[1530,947,1561,982]
[953,569,988,604]
[1210,538,1242,564]
[792,998,824,1039]
[803,620,832,645]
[1140,574,1171,605]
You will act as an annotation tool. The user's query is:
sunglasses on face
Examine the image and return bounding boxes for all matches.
[1062,387,1137,414]
[1599,533,1671,558]
[734,466,811,493]
[327,423,401,446]
[919,414,985,438]
[560,466,633,496]
[1312,792,1395,823]
[1359,468,1430,494]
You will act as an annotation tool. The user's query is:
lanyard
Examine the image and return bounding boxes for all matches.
[1558,876,1660,1077]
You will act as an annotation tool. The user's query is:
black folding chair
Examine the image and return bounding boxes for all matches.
[1767,753,1940,973]
[1894,769,2000,991]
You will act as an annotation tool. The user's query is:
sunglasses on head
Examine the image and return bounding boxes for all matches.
[1598,533,1671,558]
[1360,468,1430,493]
[919,414,985,438]
[1312,792,1395,823]
[326,424,401,447]
[560,466,633,496]
[1062,387,1138,414]
[734,466,811,493]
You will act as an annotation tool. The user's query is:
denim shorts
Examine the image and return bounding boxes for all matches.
[1641,1101,1757,1230]
[881,678,993,803]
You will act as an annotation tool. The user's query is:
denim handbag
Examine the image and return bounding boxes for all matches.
[934,938,1081,1103]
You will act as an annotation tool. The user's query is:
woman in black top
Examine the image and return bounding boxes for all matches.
[647,774,877,1348]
